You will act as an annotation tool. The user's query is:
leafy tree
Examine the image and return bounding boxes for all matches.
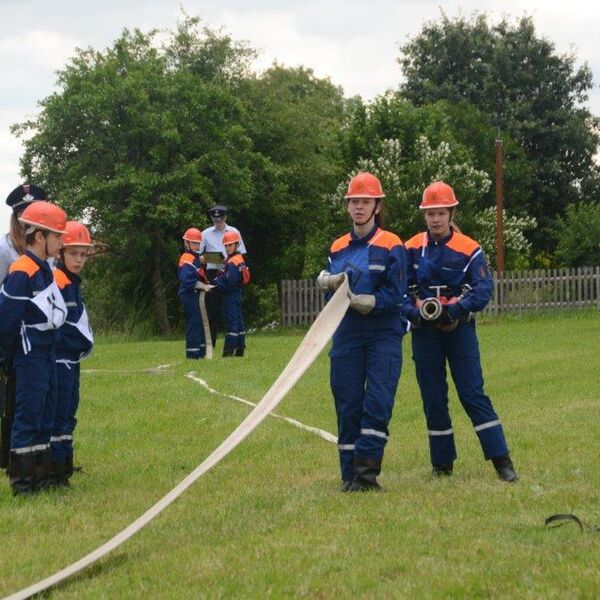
[555,202,600,267]
[239,65,346,279]
[399,13,600,250]
[13,17,258,333]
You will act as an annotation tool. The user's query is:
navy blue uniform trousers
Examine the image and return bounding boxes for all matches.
[411,320,508,465]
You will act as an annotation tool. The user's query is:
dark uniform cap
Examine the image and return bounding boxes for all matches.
[6,184,48,211]
[208,205,228,218]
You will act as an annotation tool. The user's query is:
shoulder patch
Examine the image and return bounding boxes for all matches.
[446,232,480,256]
[405,232,426,250]
[330,233,352,253]
[369,229,403,250]
[178,252,196,267]
[229,254,246,266]
[8,254,40,277]
[53,268,71,290]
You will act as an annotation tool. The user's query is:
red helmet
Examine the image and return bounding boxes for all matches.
[222,230,241,245]
[420,181,459,209]
[344,172,385,199]
[63,221,93,247]
[182,227,202,243]
[18,201,67,233]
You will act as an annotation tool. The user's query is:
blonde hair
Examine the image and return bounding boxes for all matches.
[8,212,27,255]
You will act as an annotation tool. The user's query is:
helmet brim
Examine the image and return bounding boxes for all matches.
[18,217,67,234]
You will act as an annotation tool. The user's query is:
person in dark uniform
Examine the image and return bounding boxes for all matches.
[52,221,94,486]
[0,184,48,471]
[317,172,408,492]
[178,228,210,359]
[214,230,250,357]
[200,206,246,348]
[403,181,517,482]
[0,201,68,495]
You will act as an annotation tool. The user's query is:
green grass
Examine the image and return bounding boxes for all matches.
[1,311,600,598]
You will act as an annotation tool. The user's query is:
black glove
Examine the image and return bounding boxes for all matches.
[407,307,422,327]
[438,306,456,326]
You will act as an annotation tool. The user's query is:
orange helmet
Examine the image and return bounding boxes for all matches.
[182,228,202,243]
[344,172,385,199]
[222,230,241,245]
[18,201,67,234]
[420,181,459,209]
[63,221,93,247]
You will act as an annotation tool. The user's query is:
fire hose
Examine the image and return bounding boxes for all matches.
[4,277,350,600]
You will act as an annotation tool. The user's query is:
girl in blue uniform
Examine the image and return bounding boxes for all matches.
[178,228,209,359]
[403,181,517,482]
[317,172,408,492]
[214,230,249,357]
[0,201,68,495]
[52,221,94,486]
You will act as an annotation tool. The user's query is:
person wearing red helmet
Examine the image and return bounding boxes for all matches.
[214,230,250,357]
[403,181,517,482]
[317,172,408,492]
[51,221,95,486]
[0,201,68,495]
[178,228,210,359]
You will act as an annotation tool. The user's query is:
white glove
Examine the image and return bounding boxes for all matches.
[348,292,376,315]
[317,270,346,292]
[195,282,216,292]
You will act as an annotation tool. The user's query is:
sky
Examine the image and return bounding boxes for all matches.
[1,0,600,230]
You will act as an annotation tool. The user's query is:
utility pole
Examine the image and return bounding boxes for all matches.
[495,136,505,274]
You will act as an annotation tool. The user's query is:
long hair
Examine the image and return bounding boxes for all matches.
[375,200,385,229]
[8,212,27,255]
[450,208,461,233]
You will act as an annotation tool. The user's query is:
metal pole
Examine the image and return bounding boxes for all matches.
[495,137,505,274]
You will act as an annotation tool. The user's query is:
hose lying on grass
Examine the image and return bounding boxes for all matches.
[5,277,350,600]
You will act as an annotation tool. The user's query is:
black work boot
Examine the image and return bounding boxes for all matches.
[8,451,36,496]
[65,455,74,480]
[222,346,236,357]
[349,457,382,492]
[340,480,353,493]
[33,448,52,491]
[49,458,70,488]
[235,346,245,357]
[432,463,453,477]
[492,454,518,482]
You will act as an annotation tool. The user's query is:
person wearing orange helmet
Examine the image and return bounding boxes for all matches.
[214,230,250,357]
[1,185,49,470]
[178,228,211,359]
[51,221,95,486]
[403,181,517,482]
[0,201,68,495]
[317,172,408,492]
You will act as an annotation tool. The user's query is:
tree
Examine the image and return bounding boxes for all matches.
[399,13,600,251]
[555,202,600,267]
[13,17,258,333]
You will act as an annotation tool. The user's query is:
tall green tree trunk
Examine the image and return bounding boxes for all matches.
[152,231,171,335]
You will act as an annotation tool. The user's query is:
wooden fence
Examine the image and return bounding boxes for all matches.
[280,266,600,326]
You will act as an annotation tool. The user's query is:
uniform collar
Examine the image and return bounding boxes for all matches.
[58,264,81,285]
[350,224,379,245]
[25,249,52,273]
[426,228,454,247]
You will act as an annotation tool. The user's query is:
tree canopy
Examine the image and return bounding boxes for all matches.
[399,13,600,249]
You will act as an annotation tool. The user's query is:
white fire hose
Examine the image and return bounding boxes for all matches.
[199,290,213,359]
[5,277,350,600]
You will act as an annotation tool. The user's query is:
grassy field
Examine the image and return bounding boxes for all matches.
[1,311,600,598]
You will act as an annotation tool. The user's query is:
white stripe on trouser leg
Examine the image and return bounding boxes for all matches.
[474,420,500,432]
[337,444,355,450]
[428,428,453,436]
[360,428,388,440]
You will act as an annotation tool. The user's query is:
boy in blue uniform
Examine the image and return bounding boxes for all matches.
[52,221,94,486]
[317,172,408,492]
[214,230,249,357]
[178,228,210,359]
[403,181,517,482]
[0,201,68,495]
